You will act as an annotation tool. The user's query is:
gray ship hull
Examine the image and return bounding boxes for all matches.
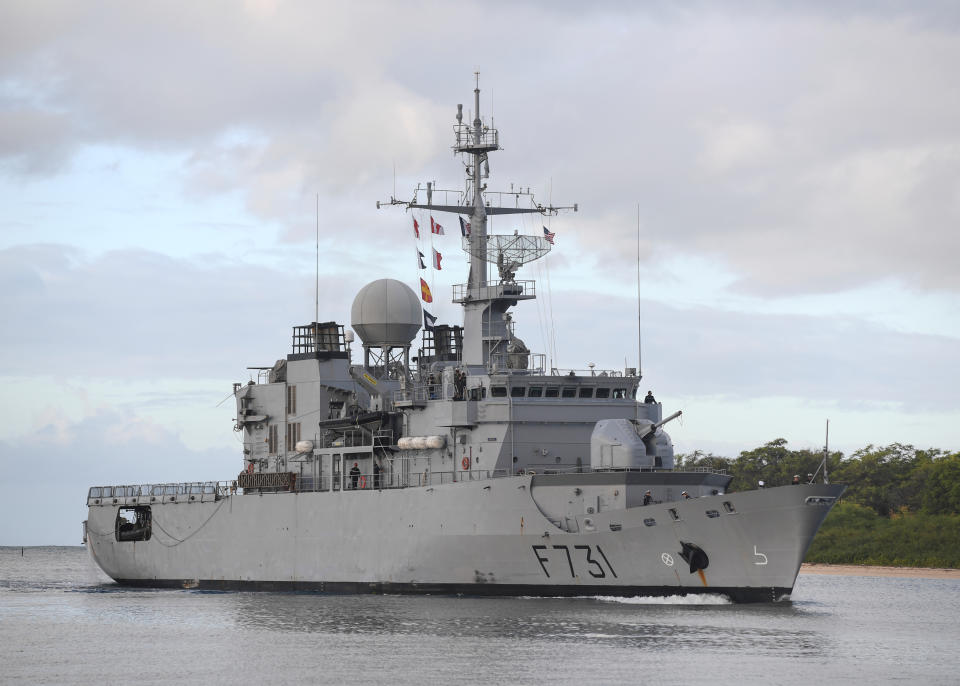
[86,478,843,603]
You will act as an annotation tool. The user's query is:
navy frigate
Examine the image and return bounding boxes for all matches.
[84,80,844,602]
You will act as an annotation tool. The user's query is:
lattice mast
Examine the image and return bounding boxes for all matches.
[378,75,575,368]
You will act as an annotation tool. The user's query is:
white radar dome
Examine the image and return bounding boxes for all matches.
[351,278,422,347]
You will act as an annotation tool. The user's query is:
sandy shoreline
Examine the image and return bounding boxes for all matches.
[800,563,960,579]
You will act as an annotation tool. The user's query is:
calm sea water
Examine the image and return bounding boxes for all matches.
[1,547,958,685]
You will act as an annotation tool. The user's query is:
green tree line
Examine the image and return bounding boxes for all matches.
[676,440,960,567]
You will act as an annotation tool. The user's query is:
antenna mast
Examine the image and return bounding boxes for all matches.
[637,203,642,380]
[376,75,577,368]
[315,193,319,326]
[823,419,830,484]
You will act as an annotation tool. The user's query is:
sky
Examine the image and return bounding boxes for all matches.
[1,1,958,544]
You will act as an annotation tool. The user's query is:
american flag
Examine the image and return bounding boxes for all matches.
[543,226,555,245]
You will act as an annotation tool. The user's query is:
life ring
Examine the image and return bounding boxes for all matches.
[359,475,367,489]
[245,462,254,474]
[461,456,470,470]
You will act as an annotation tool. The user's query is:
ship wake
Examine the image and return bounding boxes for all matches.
[592,594,732,605]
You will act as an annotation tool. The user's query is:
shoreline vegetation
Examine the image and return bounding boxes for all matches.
[677,440,960,569]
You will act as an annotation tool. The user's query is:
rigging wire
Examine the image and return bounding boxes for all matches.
[150,498,228,547]
[544,179,558,368]
[529,213,550,367]
[429,209,436,318]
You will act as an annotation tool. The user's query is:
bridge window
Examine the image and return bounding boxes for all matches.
[510,386,526,398]
[613,388,627,399]
[595,388,610,398]
[545,387,559,398]
[491,386,507,397]
[528,386,543,398]
[561,387,576,398]
[578,387,594,398]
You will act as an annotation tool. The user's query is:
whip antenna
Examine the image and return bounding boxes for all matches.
[637,203,642,380]
[315,193,319,326]
[823,419,830,484]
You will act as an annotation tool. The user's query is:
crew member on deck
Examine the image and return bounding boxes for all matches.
[644,390,656,404]
[349,462,361,489]
[374,461,382,489]
[643,490,652,506]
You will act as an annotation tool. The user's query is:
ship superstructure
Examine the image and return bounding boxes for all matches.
[84,79,843,602]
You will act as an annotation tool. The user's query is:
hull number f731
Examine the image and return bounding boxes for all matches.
[531,544,618,579]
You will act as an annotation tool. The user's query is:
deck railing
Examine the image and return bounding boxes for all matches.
[87,463,729,505]
[87,481,237,506]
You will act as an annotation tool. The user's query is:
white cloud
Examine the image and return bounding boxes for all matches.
[530,288,960,413]
[0,408,236,545]
[697,117,774,175]
[3,3,959,294]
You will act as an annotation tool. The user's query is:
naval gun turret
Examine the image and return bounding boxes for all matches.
[589,410,683,470]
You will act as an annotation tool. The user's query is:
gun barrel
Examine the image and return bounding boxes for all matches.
[653,410,682,430]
